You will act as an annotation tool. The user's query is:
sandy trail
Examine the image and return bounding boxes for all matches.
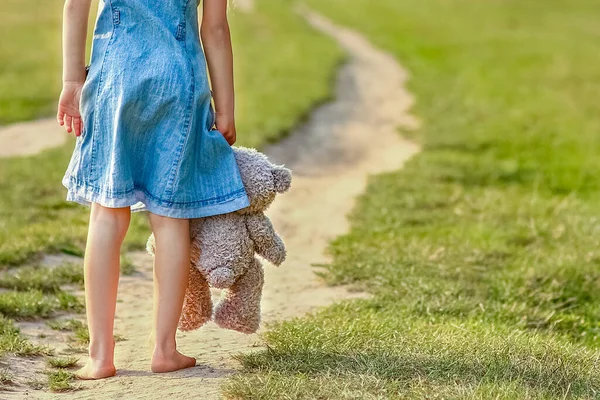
[0,119,66,159]
[234,0,254,13]
[4,8,419,400]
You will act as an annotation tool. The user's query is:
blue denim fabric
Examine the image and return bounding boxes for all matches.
[62,0,249,218]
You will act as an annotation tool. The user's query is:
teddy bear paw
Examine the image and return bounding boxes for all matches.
[213,304,260,334]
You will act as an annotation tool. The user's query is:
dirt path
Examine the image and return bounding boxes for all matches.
[6,8,419,399]
[234,0,254,13]
[0,119,66,159]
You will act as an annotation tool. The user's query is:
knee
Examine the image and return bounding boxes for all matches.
[148,213,189,238]
[90,204,130,236]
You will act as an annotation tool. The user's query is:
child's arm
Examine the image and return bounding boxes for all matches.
[57,0,92,137]
[201,0,236,145]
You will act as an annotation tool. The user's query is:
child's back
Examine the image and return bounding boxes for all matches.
[63,0,249,219]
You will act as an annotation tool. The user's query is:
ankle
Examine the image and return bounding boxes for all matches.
[88,338,116,361]
[152,340,177,357]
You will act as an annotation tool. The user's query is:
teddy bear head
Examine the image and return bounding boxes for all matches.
[234,147,292,215]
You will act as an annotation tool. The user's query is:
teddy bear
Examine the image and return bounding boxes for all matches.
[147,146,291,334]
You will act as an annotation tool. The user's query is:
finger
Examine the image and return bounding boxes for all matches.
[65,115,73,134]
[57,110,65,126]
[73,117,82,137]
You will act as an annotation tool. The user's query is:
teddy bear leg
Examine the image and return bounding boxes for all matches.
[178,264,213,331]
[213,258,264,334]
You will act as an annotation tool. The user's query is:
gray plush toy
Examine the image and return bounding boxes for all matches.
[147,147,291,334]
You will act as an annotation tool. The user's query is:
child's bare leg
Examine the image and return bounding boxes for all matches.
[148,213,196,373]
[77,204,130,380]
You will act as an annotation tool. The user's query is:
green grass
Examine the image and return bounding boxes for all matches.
[47,319,89,345]
[47,318,83,332]
[0,0,96,124]
[0,263,83,293]
[0,316,51,357]
[120,254,137,276]
[0,263,86,361]
[45,369,77,392]
[48,318,124,346]
[47,318,90,347]
[0,0,341,269]
[225,0,600,398]
[67,320,90,345]
[46,356,79,369]
[0,290,82,319]
[0,0,62,123]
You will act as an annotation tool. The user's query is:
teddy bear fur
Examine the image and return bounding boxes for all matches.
[147,146,291,334]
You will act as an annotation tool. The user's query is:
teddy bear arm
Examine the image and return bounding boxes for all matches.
[245,213,286,266]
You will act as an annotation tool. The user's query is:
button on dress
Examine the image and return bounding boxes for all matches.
[62,0,249,218]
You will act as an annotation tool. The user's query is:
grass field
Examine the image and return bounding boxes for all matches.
[0,0,341,387]
[225,0,600,398]
[0,1,62,124]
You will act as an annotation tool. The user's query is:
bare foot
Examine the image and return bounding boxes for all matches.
[76,359,117,380]
[151,350,196,373]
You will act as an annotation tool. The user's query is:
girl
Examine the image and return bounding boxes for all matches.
[57,0,248,379]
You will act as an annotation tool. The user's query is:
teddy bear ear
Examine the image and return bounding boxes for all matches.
[272,166,292,193]
[146,234,156,256]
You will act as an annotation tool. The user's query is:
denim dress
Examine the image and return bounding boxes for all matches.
[62,0,250,218]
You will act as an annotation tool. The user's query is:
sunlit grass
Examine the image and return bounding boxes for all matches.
[0,0,62,123]
[47,318,124,346]
[0,263,83,293]
[0,290,82,319]
[45,369,78,392]
[46,356,79,369]
[226,0,600,398]
[0,316,51,357]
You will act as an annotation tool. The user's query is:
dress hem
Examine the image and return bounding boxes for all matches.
[62,176,250,219]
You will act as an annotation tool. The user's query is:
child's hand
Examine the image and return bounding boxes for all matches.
[216,113,236,145]
[57,82,84,137]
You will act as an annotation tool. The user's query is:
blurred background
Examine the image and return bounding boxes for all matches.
[1,0,600,397]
